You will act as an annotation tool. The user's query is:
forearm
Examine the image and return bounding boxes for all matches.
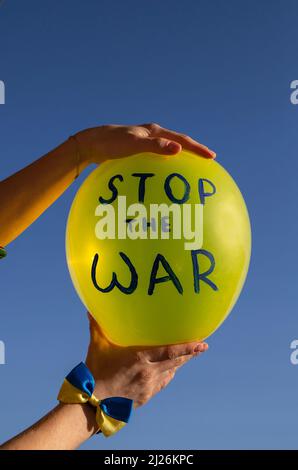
[0,124,214,247]
[0,403,98,450]
[0,138,89,247]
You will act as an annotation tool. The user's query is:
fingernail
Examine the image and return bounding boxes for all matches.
[194,343,208,353]
[207,149,216,158]
[167,141,181,153]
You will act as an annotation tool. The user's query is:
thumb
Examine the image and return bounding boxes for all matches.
[87,312,111,349]
[87,311,103,341]
[141,137,182,155]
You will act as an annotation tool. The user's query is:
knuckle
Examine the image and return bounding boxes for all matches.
[160,378,169,390]
[138,392,151,406]
[133,350,145,363]
[167,370,175,382]
[169,370,176,381]
[159,382,166,391]
[155,137,166,147]
[180,133,189,139]
[127,132,140,142]
[165,346,177,361]
[146,122,160,132]
[185,345,195,355]
[159,371,175,391]
[173,356,185,367]
[137,368,153,384]
[99,124,112,132]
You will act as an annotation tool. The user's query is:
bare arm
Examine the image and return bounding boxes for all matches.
[0,138,86,246]
[0,123,215,247]
[1,404,98,450]
[0,313,208,450]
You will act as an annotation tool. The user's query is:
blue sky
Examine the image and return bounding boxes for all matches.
[0,0,298,449]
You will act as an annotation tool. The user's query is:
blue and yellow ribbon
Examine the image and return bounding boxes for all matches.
[58,362,133,437]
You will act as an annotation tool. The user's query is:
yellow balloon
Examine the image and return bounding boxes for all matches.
[66,151,251,346]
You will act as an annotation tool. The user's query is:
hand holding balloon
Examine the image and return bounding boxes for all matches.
[85,313,208,408]
[74,123,216,170]
[0,123,214,248]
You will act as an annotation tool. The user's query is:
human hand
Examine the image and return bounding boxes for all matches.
[85,313,208,407]
[75,123,216,169]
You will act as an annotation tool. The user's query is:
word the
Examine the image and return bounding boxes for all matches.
[0,80,5,105]
[95,197,203,250]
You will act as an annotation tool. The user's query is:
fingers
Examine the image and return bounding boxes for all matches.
[138,137,182,155]
[157,353,194,372]
[143,341,208,363]
[159,369,176,391]
[135,344,207,407]
[157,343,208,372]
[157,129,215,159]
[135,369,176,407]
[141,123,216,159]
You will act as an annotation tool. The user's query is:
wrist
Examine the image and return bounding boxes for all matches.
[62,135,89,180]
[67,133,89,176]
[58,362,133,437]
[85,358,110,399]
[74,127,105,166]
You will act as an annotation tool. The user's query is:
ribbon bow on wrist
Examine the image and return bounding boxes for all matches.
[57,362,133,437]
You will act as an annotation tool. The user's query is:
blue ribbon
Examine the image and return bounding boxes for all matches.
[65,362,133,424]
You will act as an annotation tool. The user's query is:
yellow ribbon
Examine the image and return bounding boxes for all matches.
[58,379,126,437]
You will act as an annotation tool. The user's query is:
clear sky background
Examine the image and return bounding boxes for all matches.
[0,0,298,450]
